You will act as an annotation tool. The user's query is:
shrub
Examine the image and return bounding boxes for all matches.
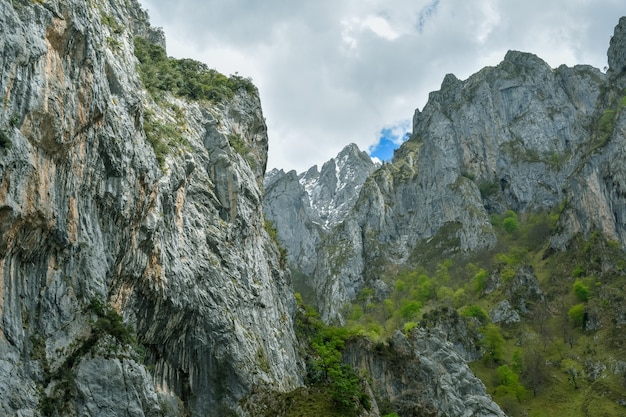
[462,304,489,324]
[502,210,520,234]
[573,279,591,302]
[568,303,586,328]
[133,37,256,103]
[482,324,505,364]
[400,300,421,320]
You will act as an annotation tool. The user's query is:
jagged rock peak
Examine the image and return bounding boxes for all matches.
[263,143,378,283]
[608,16,626,74]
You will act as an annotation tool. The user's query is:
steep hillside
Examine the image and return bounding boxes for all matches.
[265,16,626,417]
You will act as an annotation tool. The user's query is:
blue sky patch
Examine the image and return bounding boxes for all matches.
[369,121,411,162]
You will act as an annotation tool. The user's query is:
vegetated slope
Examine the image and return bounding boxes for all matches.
[267,16,626,417]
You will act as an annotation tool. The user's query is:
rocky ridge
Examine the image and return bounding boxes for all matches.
[264,143,377,283]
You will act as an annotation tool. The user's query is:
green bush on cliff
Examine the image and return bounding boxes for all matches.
[133,37,256,103]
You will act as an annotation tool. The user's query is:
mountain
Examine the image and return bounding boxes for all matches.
[284,23,626,323]
[263,16,626,416]
[264,143,378,296]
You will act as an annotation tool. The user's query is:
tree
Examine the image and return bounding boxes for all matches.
[568,303,586,329]
[482,324,505,364]
[522,349,548,397]
[573,279,591,302]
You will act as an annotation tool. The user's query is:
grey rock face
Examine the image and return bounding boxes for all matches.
[489,300,521,325]
[0,0,301,415]
[505,266,544,313]
[608,17,626,74]
[263,143,377,288]
[344,330,506,417]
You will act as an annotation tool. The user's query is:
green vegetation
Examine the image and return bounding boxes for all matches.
[133,37,256,103]
[40,297,141,416]
[293,294,371,417]
[328,205,626,416]
[264,219,287,267]
[142,108,188,168]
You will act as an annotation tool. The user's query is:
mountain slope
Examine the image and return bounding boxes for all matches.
[264,143,377,291]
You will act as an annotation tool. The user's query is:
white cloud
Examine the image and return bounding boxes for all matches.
[139,0,624,173]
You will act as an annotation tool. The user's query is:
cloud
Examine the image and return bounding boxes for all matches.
[139,0,624,173]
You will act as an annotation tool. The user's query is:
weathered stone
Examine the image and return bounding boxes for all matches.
[344,330,506,417]
[489,300,521,325]
[0,0,302,415]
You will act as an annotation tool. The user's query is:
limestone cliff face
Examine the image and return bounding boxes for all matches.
[344,330,506,417]
[0,0,301,416]
[303,18,626,323]
[264,144,377,294]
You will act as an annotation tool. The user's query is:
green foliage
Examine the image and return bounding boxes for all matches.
[264,219,287,267]
[478,179,499,198]
[567,303,586,328]
[495,364,527,400]
[133,37,256,103]
[100,12,123,34]
[573,279,591,302]
[88,298,136,345]
[598,109,616,138]
[399,300,421,320]
[473,268,488,294]
[502,211,520,234]
[482,324,505,364]
[462,304,489,324]
[403,321,418,334]
[142,109,187,168]
[294,297,368,416]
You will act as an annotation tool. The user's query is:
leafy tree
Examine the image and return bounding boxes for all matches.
[462,304,489,324]
[482,324,505,364]
[400,300,421,320]
[573,279,591,302]
[521,349,548,397]
[568,303,586,328]
[501,210,520,235]
[473,268,488,294]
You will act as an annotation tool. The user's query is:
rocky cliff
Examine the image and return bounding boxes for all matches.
[344,329,506,417]
[264,143,377,298]
[282,18,626,323]
[0,0,302,415]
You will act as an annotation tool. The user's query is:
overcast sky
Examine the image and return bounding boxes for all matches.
[138,0,624,173]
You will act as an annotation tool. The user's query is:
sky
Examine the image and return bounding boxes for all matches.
[138,0,624,173]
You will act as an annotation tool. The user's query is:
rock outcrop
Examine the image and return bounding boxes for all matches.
[0,0,301,415]
[344,330,506,417]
